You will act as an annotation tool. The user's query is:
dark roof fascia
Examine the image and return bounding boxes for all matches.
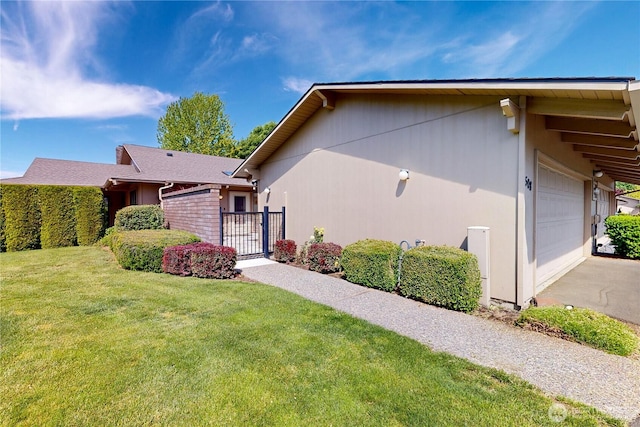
[312,77,636,86]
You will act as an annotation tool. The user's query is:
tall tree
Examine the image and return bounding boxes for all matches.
[157,92,235,156]
[232,121,277,159]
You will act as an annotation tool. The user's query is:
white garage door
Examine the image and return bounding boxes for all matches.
[536,165,585,288]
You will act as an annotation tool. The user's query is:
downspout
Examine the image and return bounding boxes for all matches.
[158,183,174,209]
[515,96,528,309]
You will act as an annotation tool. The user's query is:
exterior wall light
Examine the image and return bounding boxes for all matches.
[593,170,603,178]
[399,169,410,181]
[264,187,271,194]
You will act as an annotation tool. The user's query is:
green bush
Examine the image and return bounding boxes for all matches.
[0,186,5,252]
[516,306,639,356]
[605,215,640,259]
[399,246,481,313]
[74,187,106,246]
[39,186,77,249]
[341,239,402,292]
[109,229,200,273]
[2,185,41,251]
[115,205,165,231]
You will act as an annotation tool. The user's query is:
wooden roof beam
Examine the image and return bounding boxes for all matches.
[585,155,640,168]
[528,98,630,121]
[316,90,335,110]
[561,134,639,150]
[574,145,640,159]
[546,116,635,138]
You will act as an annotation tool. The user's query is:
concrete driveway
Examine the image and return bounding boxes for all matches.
[538,256,640,325]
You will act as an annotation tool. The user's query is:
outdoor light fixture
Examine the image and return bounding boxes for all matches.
[399,169,410,181]
[593,169,604,178]
[264,187,271,194]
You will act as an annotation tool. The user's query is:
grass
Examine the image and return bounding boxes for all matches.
[0,247,624,426]
[516,306,640,357]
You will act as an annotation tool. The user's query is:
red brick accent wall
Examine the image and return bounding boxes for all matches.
[162,184,221,244]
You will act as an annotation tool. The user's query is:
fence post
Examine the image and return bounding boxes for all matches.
[262,206,270,258]
[219,207,224,246]
[281,206,286,239]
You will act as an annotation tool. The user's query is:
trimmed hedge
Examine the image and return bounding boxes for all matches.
[517,306,639,356]
[399,246,481,313]
[190,245,237,279]
[0,184,106,251]
[163,243,237,278]
[0,186,5,252]
[307,242,342,273]
[605,215,640,259]
[274,239,297,263]
[39,186,77,249]
[115,205,164,231]
[74,187,106,246]
[341,239,402,292]
[109,229,200,273]
[2,185,41,251]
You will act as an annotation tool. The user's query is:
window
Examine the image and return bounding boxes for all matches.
[129,190,137,205]
[234,195,246,212]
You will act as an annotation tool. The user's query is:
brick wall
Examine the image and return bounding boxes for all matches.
[162,184,221,243]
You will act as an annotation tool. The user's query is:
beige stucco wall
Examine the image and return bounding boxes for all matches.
[258,94,520,302]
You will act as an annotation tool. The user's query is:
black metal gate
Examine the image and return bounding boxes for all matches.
[220,206,285,258]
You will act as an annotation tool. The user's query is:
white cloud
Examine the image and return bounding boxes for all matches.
[282,77,314,94]
[439,2,596,77]
[0,1,175,121]
[250,1,597,84]
[0,170,23,179]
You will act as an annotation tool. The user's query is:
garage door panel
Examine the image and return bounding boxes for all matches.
[536,165,585,288]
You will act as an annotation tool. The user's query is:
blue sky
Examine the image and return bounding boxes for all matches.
[1,1,639,178]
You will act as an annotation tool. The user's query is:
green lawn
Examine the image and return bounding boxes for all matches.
[0,247,622,426]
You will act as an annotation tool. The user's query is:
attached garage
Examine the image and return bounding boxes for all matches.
[536,164,586,289]
[232,78,640,308]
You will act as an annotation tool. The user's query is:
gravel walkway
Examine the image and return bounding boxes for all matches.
[237,260,640,423]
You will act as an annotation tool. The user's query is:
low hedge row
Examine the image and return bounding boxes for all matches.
[341,239,402,292]
[517,306,639,356]
[605,215,640,259]
[163,243,237,279]
[280,237,481,313]
[109,229,200,273]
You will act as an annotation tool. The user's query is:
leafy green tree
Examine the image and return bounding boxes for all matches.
[232,121,277,159]
[157,92,235,156]
[616,182,640,198]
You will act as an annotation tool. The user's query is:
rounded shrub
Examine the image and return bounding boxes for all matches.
[605,215,640,259]
[115,205,165,231]
[399,245,481,313]
[110,229,200,273]
[274,239,297,263]
[307,242,342,273]
[341,239,402,292]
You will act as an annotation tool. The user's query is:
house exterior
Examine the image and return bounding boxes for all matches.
[233,78,640,308]
[3,144,254,227]
[617,195,640,215]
